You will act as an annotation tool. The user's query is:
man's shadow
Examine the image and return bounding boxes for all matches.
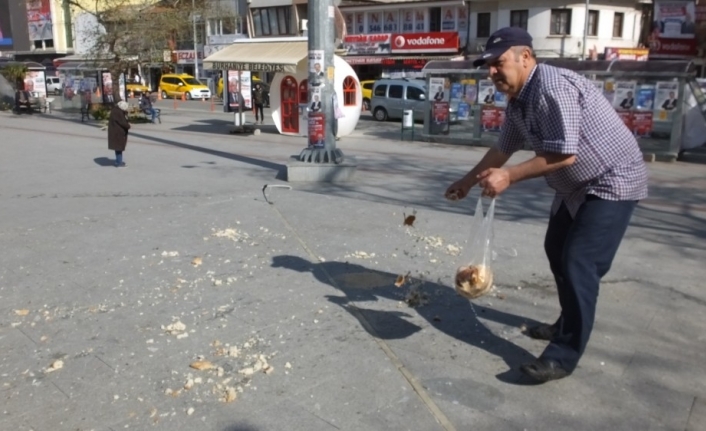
[271,255,544,384]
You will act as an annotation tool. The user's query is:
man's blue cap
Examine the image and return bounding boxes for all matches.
[473,27,533,67]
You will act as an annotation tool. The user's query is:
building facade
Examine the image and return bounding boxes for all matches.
[467,0,645,59]
[0,0,75,70]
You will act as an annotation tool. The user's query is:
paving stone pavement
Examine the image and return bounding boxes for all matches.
[1,107,705,431]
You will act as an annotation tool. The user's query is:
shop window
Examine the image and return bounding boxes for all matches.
[510,10,528,30]
[477,13,491,38]
[299,79,308,103]
[587,10,599,37]
[613,12,624,38]
[550,9,572,35]
[343,76,357,106]
[252,6,292,37]
[388,85,403,99]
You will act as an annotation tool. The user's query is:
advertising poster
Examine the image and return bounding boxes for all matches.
[430,77,448,102]
[430,101,450,135]
[308,113,325,147]
[24,71,46,97]
[636,85,656,111]
[119,73,125,102]
[617,111,634,130]
[309,50,325,87]
[462,79,477,104]
[613,81,637,110]
[655,81,679,120]
[343,34,392,55]
[479,80,495,105]
[441,7,456,31]
[633,111,654,137]
[649,0,697,57]
[481,107,501,132]
[26,0,53,41]
[227,70,252,110]
[604,48,650,61]
[450,83,463,102]
[457,102,470,121]
[102,72,114,103]
[493,91,508,108]
[0,0,14,47]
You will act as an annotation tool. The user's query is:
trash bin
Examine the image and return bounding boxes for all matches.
[403,109,413,129]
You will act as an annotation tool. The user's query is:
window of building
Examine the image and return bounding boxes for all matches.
[374,84,387,97]
[477,12,491,38]
[510,10,528,30]
[429,7,441,32]
[587,10,599,36]
[33,39,54,49]
[343,76,357,106]
[613,12,624,38]
[252,6,291,37]
[550,9,572,35]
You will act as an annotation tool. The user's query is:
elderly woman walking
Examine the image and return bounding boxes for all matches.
[108,101,131,167]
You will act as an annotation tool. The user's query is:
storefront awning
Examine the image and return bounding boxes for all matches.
[203,41,308,73]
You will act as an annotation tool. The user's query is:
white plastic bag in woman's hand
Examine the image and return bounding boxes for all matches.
[455,197,495,300]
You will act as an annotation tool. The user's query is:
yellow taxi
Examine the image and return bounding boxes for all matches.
[126,79,149,96]
[360,80,375,111]
[159,73,211,100]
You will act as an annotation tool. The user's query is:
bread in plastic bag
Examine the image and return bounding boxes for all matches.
[455,197,495,299]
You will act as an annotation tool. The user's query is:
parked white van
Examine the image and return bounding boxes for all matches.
[370,79,427,122]
[46,76,62,95]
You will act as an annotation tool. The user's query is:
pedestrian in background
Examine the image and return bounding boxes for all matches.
[139,91,158,123]
[253,83,265,124]
[446,27,648,383]
[108,101,131,167]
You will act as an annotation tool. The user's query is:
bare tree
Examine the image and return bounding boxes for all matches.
[67,0,211,102]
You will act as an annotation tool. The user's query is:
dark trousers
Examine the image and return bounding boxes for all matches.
[541,195,637,372]
[254,103,264,121]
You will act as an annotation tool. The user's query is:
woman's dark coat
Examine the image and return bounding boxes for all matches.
[108,106,130,151]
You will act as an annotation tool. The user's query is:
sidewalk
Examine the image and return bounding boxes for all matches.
[1,110,705,431]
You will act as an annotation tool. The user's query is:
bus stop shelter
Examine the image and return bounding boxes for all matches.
[421,59,698,161]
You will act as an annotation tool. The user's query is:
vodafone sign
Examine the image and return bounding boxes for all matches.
[391,32,459,53]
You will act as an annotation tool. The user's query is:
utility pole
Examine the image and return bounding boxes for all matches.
[297,0,344,164]
[581,0,590,60]
[193,0,199,79]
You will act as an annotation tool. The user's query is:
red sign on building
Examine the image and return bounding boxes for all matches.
[390,32,459,53]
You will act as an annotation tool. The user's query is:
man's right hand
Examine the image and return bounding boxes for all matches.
[445,177,473,201]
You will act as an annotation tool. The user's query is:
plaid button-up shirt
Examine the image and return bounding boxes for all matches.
[497,64,648,217]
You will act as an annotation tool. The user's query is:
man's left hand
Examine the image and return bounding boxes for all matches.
[477,168,511,198]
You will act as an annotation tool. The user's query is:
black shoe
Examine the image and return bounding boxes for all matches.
[116,162,126,167]
[520,358,569,383]
[526,324,557,340]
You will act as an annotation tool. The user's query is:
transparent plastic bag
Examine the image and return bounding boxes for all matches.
[455,197,495,299]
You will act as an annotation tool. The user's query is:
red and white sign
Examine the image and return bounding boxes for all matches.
[391,32,459,53]
[343,33,392,55]
[649,0,699,58]
[174,50,204,64]
[604,47,650,61]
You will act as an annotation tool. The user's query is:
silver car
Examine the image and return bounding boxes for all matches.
[371,79,427,122]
